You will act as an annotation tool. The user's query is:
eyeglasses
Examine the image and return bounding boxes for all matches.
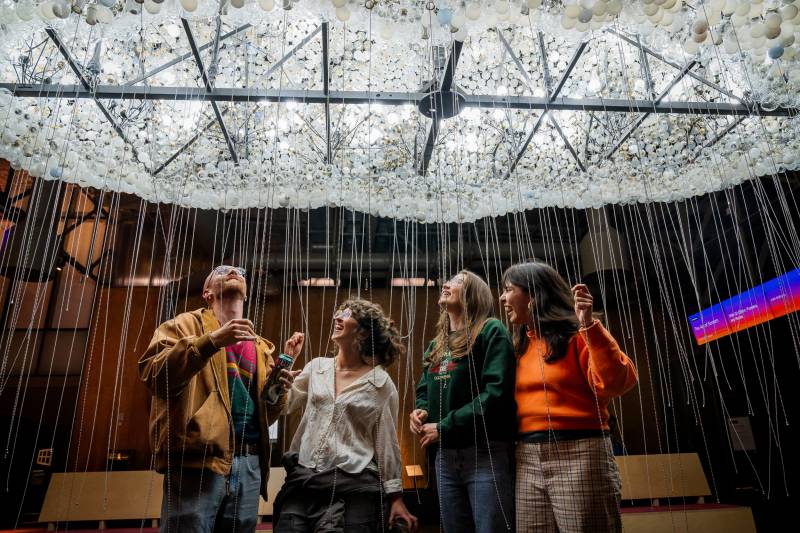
[212,265,246,278]
[333,308,352,320]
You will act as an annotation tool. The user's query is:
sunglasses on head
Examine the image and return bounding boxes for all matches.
[212,265,246,278]
[333,308,352,320]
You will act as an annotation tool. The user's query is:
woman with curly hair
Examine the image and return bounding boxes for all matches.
[273,299,417,533]
[500,261,638,533]
[410,270,517,533]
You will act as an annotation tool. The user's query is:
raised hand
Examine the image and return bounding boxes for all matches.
[572,284,595,328]
[209,319,256,348]
[283,332,305,357]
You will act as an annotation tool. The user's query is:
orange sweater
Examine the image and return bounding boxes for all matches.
[516,320,638,433]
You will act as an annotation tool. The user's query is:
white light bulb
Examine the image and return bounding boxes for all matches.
[38,1,55,20]
[734,1,750,16]
[16,0,35,21]
[96,6,113,24]
[565,4,581,18]
[144,0,161,14]
[335,6,350,22]
[180,0,198,12]
[607,0,622,15]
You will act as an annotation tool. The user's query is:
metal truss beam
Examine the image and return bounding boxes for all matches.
[637,35,657,100]
[605,58,697,159]
[537,32,553,93]
[152,24,320,174]
[506,40,589,179]
[549,115,586,172]
[322,22,332,164]
[0,203,25,222]
[501,30,586,172]
[123,23,252,86]
[3,83,791,117]
[182,18,238,164]
[44,28,145,167]
[153,111,228,175]
[61,251,98,283]
[497,30,533,89]
[419,40,464,176]
[263,25,322,80]
[688,115,747,165]
[607,28,742,103]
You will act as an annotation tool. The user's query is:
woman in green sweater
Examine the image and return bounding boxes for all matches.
[410,270,516,533]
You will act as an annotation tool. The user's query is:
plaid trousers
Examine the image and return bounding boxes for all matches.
[515,437,622,533]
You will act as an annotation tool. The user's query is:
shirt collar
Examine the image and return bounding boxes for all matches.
[317,357,389,388]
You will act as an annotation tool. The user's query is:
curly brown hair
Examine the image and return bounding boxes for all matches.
[332,298,405,367]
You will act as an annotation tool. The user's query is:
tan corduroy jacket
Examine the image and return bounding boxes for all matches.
[138,307,285,499]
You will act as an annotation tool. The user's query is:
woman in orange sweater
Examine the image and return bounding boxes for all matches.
[499,261,638,533]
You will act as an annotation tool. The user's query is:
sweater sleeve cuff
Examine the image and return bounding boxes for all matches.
[383,479,403,494]
[579,319,600,332]
[580,320,615,344]
[194,334,219,359]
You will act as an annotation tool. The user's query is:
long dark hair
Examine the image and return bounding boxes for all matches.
[502,261,579,363]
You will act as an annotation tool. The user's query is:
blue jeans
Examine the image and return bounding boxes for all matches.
[434,442,516,533]
[160,454,261,533]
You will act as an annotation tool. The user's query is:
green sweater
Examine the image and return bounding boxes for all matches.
[415,318,517,447]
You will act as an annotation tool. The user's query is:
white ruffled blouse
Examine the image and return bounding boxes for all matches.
[285,356,403,494]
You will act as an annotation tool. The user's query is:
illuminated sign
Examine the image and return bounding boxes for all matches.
[689,268,800,345]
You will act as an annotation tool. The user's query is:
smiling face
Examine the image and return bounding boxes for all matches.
[331,307,360,345]
[203,265,247,304]
[438,274,465,309]
[499,282,532,326]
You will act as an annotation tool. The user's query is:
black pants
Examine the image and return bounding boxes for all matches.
[272,453,384,533]
[274,490,384,533]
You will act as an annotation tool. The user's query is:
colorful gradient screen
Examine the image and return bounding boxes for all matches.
[689,268,800,345]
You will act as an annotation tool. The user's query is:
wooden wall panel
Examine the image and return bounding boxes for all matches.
[69,286,160,471]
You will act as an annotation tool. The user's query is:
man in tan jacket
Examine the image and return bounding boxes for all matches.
[139,265,303,533]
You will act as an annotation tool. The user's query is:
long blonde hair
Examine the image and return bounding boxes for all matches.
[426,270,494,365]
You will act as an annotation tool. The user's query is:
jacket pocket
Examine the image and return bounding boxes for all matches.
[183,391,229,456]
